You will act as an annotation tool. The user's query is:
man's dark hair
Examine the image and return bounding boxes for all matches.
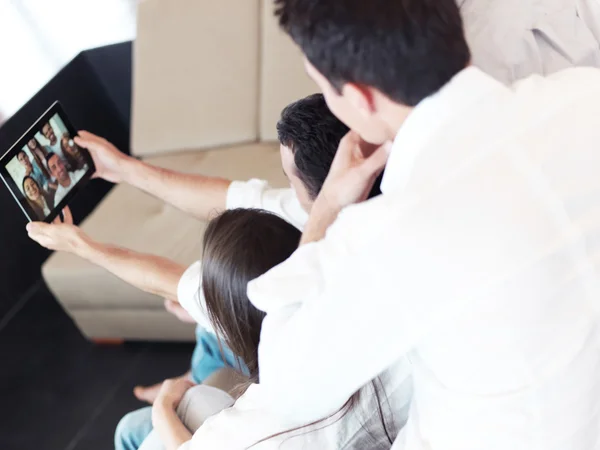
[277,93,381,200]
[274,0,471,106]
[45,152,58,166]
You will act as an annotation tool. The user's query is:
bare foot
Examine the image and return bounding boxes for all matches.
[134,371,192,404]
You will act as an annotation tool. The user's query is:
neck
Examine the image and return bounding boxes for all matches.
[380,103,413,141]
[378,64,470,142]
[59,177,71,188]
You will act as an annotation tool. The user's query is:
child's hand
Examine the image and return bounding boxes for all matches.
[164,299,197,324]
[27,208,88,254]
[155,377,195,411]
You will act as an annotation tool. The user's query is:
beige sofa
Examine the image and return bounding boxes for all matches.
[41,0,316,341]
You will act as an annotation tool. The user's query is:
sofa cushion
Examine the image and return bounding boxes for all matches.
[42,143,285,340]
[132,0,260,156]
[259,0,317,141]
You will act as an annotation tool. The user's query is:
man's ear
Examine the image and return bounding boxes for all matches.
[342,83,376,118]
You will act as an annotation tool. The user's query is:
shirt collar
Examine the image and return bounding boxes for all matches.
[381,66,505,194]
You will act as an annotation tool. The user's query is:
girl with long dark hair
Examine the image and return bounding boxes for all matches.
[148,209,412,450]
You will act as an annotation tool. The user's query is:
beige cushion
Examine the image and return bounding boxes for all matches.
[132,0,260,157]
[42,143,285,340]
[259,0,317,141]
[68,309,197,342]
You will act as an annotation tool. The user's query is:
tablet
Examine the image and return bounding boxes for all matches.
[0,102,95,223]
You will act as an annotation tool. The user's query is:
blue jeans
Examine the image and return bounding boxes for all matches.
[115,326,246,450]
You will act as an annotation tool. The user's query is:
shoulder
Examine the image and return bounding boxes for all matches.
[227,179,307,230]
[511,68,600,103]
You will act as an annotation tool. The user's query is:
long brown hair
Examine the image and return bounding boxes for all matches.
[201,209,394,447]
[22,176,49,220]
[202,208,301,381]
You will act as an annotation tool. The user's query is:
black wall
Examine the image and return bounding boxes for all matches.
[0,41,133,318]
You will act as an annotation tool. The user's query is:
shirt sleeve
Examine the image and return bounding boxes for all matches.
[177,180,307,332]
[177,442,192,450]
[189,384,340,450]
[177,261,215,333]
[187,384,281,449]
[246,195,475,426]
[226,179,308,230]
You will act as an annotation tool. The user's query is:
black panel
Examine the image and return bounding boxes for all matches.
[83,41,133,127]
[0,283,192,450]
[0,43,132,317]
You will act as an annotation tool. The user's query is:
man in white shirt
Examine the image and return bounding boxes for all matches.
[46,152,87,206]
[42,122,66,158]
[179,1,600,449]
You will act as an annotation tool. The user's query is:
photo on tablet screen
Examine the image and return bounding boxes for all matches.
[0,103,94,223]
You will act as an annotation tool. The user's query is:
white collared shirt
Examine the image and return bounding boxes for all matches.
[239,67,600,450]
[177,179,307,328]
[53,168,87,207]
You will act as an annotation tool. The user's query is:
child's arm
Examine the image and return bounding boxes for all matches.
[27,220,186,301]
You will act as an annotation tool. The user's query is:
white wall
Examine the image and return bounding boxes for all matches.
[0,0,137,120]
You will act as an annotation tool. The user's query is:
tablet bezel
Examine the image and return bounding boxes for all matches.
[0,101,95,223]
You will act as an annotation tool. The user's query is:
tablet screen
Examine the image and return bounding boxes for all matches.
[0,102,94,223]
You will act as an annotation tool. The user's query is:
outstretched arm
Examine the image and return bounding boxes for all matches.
[28,221,186,300]
[75,131,231,221]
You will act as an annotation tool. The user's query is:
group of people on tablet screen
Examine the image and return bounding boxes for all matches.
[15,119,87,219]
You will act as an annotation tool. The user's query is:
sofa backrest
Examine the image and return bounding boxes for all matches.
[132,0,316,157]
[259,0,316,141]
[132,0,260,157]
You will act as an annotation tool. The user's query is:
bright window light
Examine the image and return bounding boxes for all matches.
[0,0,137,120]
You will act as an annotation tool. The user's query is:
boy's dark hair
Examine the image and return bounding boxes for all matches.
[45,152,58,166]
[274,0,471,106]
[277,93,382,200]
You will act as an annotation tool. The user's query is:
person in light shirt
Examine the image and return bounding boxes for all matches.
[45,152,86,206]
[17,149,48,191]
[41,122,65,157]
[167,1,600,449]
[27,138,58,191]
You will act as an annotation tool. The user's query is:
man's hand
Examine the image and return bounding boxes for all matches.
[27,208,89,254]
[300,132,390,245]
[74,131,131,184]
[164,299,196,324]
[319,131,390,210]
[155,377,195,411]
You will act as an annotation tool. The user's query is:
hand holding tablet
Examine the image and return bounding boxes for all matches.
[0,102,95,223]
[73,131,130,184]
[26,206,89,254]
